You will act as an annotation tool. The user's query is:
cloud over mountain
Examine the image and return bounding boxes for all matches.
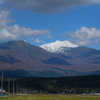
[0,25,50,41]
[67,27,100,46]
[5,0,100,13]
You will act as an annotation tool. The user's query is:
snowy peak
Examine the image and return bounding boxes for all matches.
[40,40,78,53]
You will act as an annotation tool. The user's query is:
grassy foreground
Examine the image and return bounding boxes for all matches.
[0,94,100,100]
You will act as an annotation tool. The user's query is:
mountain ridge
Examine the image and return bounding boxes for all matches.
[0,40,100,77]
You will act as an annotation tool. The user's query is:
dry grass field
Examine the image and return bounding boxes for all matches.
[0,94,100,100]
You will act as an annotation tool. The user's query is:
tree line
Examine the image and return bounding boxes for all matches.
[0,75,100,94]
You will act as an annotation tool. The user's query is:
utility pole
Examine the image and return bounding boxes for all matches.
[29,87,30,94]
[1,71,3,91]
[13,80,15,95]
[16,84,18,95]
[8,77,10,93]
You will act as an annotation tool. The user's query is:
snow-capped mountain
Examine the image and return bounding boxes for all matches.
[40,40,78,53]
[0,40,100,77]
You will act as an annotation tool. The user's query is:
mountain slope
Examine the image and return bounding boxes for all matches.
[0,40,71,77]
[58,46,100,74]
[0,40,100,77]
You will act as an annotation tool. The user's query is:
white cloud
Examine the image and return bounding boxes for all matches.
[35,38,41,43]
[5,0,100,13]
[35,38,46,43]
[0,4,50,41]
[67,27,100,46]
[0,24,50,41]
[0,10,11,27]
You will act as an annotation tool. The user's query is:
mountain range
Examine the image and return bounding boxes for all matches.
[0,40,100,77]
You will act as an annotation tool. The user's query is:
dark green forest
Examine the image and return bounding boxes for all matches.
[0,75,100,94]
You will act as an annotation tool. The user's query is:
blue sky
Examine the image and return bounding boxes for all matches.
[0,0,100,49]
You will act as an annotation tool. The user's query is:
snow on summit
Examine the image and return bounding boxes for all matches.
[40,40,78,53]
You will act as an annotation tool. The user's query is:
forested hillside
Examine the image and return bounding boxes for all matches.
[1,75,100,93]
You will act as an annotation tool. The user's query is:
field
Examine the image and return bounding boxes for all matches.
[0,94,100,100]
